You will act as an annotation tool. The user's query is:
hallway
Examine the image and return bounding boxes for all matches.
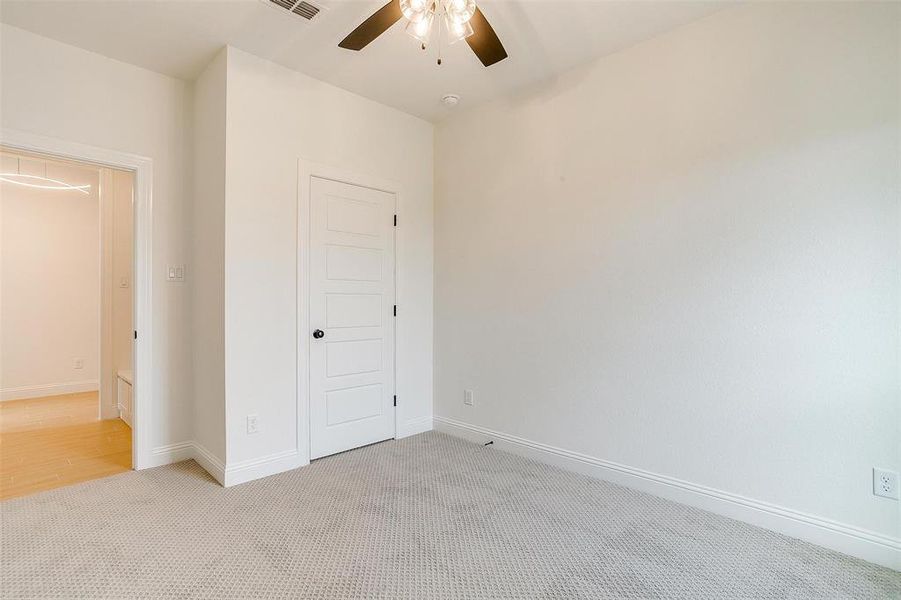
[0,392,131,500]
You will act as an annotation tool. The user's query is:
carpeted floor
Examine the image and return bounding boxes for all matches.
[1,432,898,599]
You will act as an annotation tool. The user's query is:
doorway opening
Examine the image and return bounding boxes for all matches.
[0,147,135,499]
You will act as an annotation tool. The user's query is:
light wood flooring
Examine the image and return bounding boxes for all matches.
[0,392,131,500]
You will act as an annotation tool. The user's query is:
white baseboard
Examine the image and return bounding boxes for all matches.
[192,442,226,485]
[147,441,195,468]
[224,449,307,487]
[146,441,225,485]
[1,380,99,402]
[146,441,306,488]
[397,415,433,439]
[434,416,901,570]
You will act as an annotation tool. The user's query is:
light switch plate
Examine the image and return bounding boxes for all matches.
[463,389,474,407]
[166,265,186,282]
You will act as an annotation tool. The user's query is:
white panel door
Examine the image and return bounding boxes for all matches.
[309,176,395,459]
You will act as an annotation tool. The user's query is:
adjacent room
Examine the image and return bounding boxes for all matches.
[0,149,135,499]
[0,0,898,598]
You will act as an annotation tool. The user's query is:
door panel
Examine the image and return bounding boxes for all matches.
[325,294,382,328]
[309,176,395,459]
[327,197,381,236]
[326,384,383,426]
[326,245,383,281]
[326,340,382,378]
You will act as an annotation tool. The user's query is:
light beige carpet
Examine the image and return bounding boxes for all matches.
[1,432,898,599]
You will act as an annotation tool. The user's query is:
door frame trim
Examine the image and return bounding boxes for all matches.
[297,159,402,463]
[1,127,154,470]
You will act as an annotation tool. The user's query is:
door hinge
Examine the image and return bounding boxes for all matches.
[393,305,397,317]
[133,330,137,340]
[393,214,397,227]
[393,395,397,407]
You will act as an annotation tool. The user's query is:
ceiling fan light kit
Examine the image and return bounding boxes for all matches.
[339,0,507,67]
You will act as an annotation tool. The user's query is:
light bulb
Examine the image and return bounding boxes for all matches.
[400,0,430,23]
[444,13,474,44]
[405,11,434,44]
[444,0,475,25]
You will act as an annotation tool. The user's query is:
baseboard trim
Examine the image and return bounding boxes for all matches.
[224,449,306,487]
[145,441,225,484]
[434,416,900,570]
[397,416,433,439]
[191,442,226,486]
[1,381,99,402]
[142,441,307,488]
[147,441,194,468]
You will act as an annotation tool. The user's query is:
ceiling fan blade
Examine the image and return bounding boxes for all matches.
[465,7,508,67]
[339,0,403,51]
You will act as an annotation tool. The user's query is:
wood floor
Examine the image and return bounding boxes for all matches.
[0,392,131,500]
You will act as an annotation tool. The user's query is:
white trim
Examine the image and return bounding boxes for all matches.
[140,442,305,489]
[297,160,403,464]
[224,450,306,487]
[147,440,226,486]
[0,381,99,402]
[434,416,901,570]
[1,128,154,471]
[146,441,195,468]
[192,442,226,485]
[397,416,433,439]
[297,162,311,465]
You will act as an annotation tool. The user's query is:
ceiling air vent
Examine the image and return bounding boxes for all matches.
[292,1,320,19]
[266,0,323,21]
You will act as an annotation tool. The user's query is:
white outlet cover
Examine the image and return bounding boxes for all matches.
[873,467,899,500]
[464,390,474,406]
[247,414,259,434]
[73,359,84,369]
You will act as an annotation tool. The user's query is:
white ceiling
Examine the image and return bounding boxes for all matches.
[0,0,729,122]
[1,150,100,194]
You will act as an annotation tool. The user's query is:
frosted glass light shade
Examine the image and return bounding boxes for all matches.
[405,11,434,44]
[444,0,476,25]
[400,0,430,23]
[444,14,474,44]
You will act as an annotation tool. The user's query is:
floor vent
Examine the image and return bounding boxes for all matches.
[267,0,322,21]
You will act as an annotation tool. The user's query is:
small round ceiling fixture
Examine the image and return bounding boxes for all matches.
[442,94,461,107]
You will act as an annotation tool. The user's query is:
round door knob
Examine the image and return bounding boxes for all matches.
[312,329,325,339]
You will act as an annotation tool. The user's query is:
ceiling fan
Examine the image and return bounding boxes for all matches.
[339,0,508,67]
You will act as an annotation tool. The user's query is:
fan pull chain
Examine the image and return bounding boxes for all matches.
[437,10,443,66]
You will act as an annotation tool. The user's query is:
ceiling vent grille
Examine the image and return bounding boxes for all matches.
[267,0,322,21]
[292,1,320,19]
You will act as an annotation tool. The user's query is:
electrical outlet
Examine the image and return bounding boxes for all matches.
[73,358,84,370]
[247,414,259,435]
[873,468,899,500]
[463,389,474,407]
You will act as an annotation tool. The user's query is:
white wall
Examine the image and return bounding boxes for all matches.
[1,24,193,448]
[191,48,227,465]
[223,47,434,471]
[434,1,900,560]
[0,155,100,399]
